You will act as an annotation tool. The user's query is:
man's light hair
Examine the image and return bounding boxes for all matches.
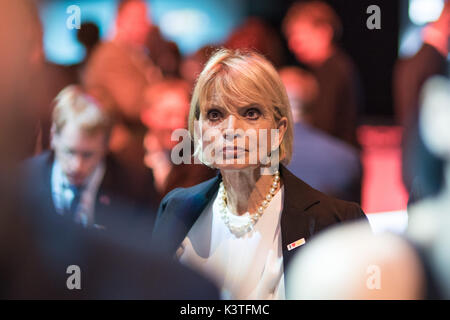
[52,85,112,138]
[188,48,294,164]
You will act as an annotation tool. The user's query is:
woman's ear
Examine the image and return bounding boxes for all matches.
[420,76,450,161]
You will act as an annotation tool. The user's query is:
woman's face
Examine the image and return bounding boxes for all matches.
[197,101,287,171]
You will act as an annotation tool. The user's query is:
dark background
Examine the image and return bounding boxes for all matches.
[245,0,400,120]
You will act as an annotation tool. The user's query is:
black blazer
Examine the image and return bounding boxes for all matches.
[153,165,368,297]
[20,151,157,240]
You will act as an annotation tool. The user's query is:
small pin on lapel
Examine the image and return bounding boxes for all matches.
[287,238,306,251]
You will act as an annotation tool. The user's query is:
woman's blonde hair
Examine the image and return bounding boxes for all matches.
[188,48,294,164]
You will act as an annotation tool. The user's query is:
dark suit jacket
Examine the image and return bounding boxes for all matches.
[9,151,219,299]
[3,179,219,299]
[153,165,368,298]
[20,151,157,244]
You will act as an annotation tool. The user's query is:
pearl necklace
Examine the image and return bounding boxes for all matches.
[219,170,280,236]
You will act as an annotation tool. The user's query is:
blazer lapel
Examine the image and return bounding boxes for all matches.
[93,158,116,228]
[279,165,321,296]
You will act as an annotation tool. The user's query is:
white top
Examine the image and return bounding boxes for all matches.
[177,186,285,300]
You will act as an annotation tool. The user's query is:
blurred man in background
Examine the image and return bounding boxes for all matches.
[0,0,76,158]
[395,1,449,206]
[21,85,157,234]
[224,17,285,68]
[283,0,362,148]
[280,66,362,203]
[141,79,217,199]
[394,0,449,127]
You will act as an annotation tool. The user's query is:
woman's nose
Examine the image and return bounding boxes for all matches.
[223,115,240,139]
[225,115,237,129]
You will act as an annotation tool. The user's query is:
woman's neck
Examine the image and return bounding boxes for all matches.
[220,167,280,216]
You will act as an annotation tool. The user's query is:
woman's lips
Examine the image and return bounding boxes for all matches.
[222,146,247,152]
[221,146,247,159]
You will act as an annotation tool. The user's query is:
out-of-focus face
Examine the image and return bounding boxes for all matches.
[116,0,150,47]
[286,19,332,65]
[142,89,190,151]
[52,123,107,186]
[197,100,286,171]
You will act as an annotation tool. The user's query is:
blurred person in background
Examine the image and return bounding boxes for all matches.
[287,76,450,299]
[283,0,362,148]
[0,0,76,158]
[224,17,285,68]
[0,0,219,300]
[73,22,101,82]
[180,45,219,89]
[20,85,157,235]
[141,78,216,199]
[29,0,79,152]
[0,0,40,158]
[0,0,42,162]
[83,0,162,196]
[396,1,449,206]
[280,66,362,203]
[147,26,182,78]
[394,0,449,127]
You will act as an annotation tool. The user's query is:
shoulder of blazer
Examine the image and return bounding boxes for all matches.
[281,165,367,229]
[152,174,221,252]
[19,151,54,195]
[21,150,53,175]
[279,165,367,282]
[156,175,221,217]
[18,151,56,218]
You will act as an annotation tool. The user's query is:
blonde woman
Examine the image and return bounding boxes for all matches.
[153,49,367,299]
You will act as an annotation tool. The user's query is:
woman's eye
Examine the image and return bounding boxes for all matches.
[207,109,222,121]
[245,108,261,120]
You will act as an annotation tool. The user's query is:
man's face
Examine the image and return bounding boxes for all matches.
[52,123,107,186]
[287,19,332,65]
[142,90,190,151]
